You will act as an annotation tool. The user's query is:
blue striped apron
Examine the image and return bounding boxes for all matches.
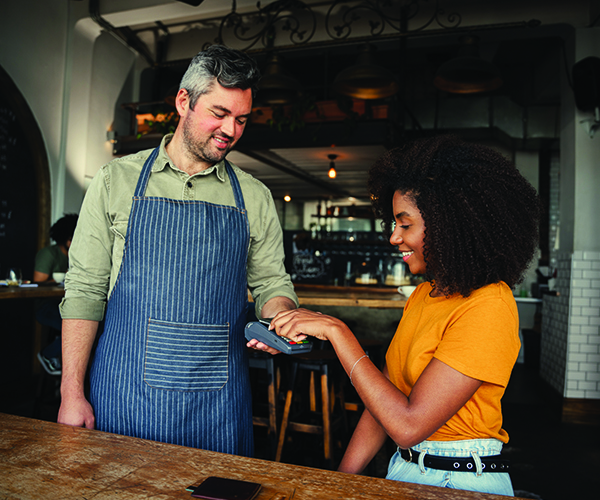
[90,147,253,456]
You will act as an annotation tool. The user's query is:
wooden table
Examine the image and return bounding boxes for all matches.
[0,284,65,300]
[0,413,515,500]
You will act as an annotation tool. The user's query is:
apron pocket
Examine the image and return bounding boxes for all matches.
[144,318,229,391]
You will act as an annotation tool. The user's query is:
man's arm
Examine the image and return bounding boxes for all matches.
[57,319,99,428]
[259,296,297,319]
[246,296,297,354]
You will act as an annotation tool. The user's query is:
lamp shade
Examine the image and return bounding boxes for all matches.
[256,53,302,105]
[434,57,502,93]
[333,44,398,100]
[434,36,502,94]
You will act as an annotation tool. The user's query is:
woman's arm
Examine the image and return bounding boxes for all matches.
[271,309,482,449]
[338,407,389,474]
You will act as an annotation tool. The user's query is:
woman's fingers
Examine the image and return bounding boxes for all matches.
[271,309,334,342]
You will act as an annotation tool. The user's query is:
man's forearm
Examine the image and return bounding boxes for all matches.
[60,318,99,397]
[259,296,297,320]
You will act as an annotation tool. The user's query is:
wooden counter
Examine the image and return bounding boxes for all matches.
[294,284,407,309]
[0,413,514,500]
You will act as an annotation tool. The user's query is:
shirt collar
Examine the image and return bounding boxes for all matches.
[152,133,227,182]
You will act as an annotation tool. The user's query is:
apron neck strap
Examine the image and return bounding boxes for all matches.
[134,147,159,197]
[224,160,246,211]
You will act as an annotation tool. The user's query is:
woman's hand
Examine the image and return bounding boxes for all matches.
[270,308,346,343]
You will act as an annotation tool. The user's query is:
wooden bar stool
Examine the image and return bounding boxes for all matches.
[275,350,346,468]
[247,348,280,458]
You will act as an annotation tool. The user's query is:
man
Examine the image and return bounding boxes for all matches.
[58,45,298,457]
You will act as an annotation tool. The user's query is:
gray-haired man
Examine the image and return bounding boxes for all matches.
[58,45,297,456]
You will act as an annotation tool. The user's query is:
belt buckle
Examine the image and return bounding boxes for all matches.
[403,448,413,463]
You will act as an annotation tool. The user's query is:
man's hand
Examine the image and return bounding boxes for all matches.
[245,337,282,355]
[58,394,95,429]
[246,295,297,354]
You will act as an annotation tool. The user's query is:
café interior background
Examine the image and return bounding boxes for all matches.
[1,0,600,419]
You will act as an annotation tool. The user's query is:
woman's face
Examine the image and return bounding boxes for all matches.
[389,191,427,276]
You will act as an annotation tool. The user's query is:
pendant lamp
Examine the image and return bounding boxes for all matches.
[434,35,502,94]
[256,53,303,105]
[328,154,338,179]
[332,44,399,100]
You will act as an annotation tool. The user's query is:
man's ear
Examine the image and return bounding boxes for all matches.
[175,88,190,116]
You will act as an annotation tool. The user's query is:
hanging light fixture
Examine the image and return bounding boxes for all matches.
[434,35,502,94]
[332,44,399,100]
[255,52,303,105]
[328,154,338,179]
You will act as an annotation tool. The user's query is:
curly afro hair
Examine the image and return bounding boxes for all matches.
[368,135,542,297]
[50,213,78,246]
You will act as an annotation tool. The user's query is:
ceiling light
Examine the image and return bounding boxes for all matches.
[328,154,338,179]
[284,195,291,202]
[433,35,502,94]
[256,53,302,105]
[332,44,399,100]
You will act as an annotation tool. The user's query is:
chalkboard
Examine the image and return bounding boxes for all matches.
[0,65,50,280]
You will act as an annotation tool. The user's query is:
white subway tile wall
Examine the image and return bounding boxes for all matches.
[542,251,600,399]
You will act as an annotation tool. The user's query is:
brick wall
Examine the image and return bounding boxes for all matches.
[541,251,600,401]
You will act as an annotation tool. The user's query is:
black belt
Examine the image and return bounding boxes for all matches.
[399,448,510,473]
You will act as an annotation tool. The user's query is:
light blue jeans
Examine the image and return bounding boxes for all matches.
[386,439,514,496]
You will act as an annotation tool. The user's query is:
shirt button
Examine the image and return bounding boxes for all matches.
[186,181,192,188]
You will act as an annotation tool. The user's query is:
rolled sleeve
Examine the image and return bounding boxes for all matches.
[59,296,106,322]
[60,167,115,321]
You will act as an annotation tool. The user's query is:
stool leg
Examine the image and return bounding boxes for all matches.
[276,362,297,462]
[267,358,277,456]
[321,366,332,463]
[309,371,316,412]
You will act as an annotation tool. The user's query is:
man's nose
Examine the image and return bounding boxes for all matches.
[220,117,236,138]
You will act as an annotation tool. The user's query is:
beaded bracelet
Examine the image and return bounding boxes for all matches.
[349,354,369,387]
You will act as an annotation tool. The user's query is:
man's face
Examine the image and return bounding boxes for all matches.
[178,83,253,167]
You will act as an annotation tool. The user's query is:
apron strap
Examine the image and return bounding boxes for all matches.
[134,147,159,197]
[224,160,246,212]
[133,147,245,213]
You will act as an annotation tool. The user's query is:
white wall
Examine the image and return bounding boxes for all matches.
[573,28,600,252]
[0,0,72,222]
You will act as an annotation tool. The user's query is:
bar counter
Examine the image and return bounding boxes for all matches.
[0,413,516,499]
[1,283,407,309]
[294,284,407,309]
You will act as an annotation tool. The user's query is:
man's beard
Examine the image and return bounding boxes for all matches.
[182,117,232,165]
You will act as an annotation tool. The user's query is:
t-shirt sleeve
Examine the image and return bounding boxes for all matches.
[433,297,520,387]
[34,247,55,275]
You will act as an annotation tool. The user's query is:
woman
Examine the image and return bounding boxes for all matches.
[271,135,541,495]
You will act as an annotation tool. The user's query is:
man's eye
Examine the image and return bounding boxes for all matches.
[213,112,225,118]
[237,118,247,125]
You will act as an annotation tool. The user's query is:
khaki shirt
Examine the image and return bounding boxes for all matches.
[60,134,297,321]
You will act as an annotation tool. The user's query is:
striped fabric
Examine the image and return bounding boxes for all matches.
[90,148,253,456]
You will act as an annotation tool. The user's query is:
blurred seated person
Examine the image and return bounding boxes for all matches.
[34,213,78,375]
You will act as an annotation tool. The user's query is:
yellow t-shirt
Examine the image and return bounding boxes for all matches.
[386,281,520,443]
